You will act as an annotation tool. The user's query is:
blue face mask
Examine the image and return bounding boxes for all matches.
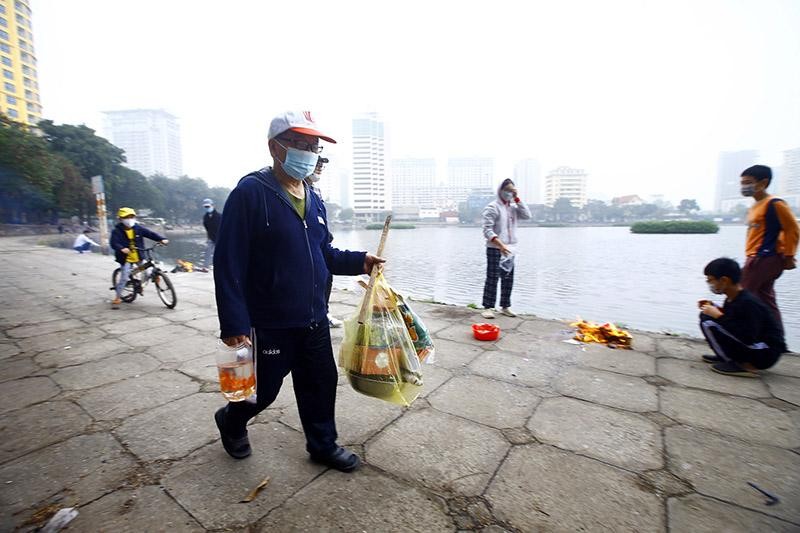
[277,143,318,181]
[740,185,755,197]
[204,206,214,213]
[501,191,514,201]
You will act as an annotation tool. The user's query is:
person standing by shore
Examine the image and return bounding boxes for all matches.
[481,178,531,318]
[202,198,221,270]
[739,165,799,332]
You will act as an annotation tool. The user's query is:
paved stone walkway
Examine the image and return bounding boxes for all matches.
[0,237,798,532]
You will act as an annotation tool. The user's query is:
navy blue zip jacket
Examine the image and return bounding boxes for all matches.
[214,168,366,338]
[110,223,165,265]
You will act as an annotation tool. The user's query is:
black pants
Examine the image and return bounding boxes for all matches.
[224,323,338,456]
[482,247,514,309]
[742,255,785,332]
[699,314,780,370]
[325,274,333,308]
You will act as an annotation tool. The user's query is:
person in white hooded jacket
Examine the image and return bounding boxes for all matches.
[481,178,531,318]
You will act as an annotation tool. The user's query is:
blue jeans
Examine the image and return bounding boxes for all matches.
[115,262,134,298]
[74,242,91,253]
[203,239,215,268]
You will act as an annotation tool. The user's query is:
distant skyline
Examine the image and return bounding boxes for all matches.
[33,0,800,209]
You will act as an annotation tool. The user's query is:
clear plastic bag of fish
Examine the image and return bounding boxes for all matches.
[499,248,515,274]
[339,272,425,406]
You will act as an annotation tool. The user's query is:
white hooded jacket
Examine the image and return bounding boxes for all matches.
[482,183,532,249]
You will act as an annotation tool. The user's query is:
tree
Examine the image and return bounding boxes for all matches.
[37,120,126,180]
[339,208,354,221]
[582,199,609,223]
[108,166,164,214]
[677,199,700,214]
[150,174,230,224]
[552,197,577,222]
[0,114,87,222]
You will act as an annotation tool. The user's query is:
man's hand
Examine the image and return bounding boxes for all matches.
[700,304,723,319]
[363,254,386,274]
[783,256,796,270]
[160,239,169,245]
[121,247,130,255]
[222,335,251,347]
[498,243,511,256]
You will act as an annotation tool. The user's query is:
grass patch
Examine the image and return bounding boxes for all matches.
[630,221,719,234]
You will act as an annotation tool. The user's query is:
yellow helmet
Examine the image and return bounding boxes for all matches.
[117,207,136,218]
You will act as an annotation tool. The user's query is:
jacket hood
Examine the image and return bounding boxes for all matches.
[498,178,515,200]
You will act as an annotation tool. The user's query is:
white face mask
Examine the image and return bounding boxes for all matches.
[122,218,136,228]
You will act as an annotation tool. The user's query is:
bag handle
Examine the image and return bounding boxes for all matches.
[358,215,392,324]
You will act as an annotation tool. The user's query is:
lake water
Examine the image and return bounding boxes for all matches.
[163,225,799,348]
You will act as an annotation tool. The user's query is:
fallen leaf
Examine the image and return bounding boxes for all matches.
[240,477,270,503]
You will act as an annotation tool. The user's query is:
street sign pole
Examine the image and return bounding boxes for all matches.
[91,176,109,255]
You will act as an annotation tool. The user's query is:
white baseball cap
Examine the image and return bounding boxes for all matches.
[268,111,337,144]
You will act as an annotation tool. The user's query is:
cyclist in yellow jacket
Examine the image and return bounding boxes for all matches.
[110,207,168,309]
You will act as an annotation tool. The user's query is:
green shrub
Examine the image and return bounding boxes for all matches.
[630,221,719,234]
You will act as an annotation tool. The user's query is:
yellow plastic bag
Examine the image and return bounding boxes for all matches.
[339,272,424,406]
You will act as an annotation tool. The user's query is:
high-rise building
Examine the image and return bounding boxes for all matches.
[391,158,436,207]
[0,0,42,125]
[544,167,588,208]
[103,109,183,178]
[447,157,494,191]
[782,147,800,210]
[513,159,541,204]
[351,112,389,219]
[715,150,757,212]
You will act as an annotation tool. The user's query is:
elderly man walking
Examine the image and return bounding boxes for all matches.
[213,111,383,472]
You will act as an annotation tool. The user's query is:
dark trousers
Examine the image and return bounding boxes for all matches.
[74,242,91,253]
[325,274,333,307]
[482,247,513,309]
[224,323,338,456]
[699,314,780,370]
[741,255,784,331]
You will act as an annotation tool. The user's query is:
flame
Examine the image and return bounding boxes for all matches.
[570,319,633,349]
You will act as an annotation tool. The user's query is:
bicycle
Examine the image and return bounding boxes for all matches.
[110,245,177,308]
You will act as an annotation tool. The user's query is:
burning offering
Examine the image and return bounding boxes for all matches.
[570,319,633,349]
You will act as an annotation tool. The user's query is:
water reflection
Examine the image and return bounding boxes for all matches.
[162,225,798,348]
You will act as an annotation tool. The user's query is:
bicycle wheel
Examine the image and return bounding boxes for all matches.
[154,271,177,308]
[112,268,137,303]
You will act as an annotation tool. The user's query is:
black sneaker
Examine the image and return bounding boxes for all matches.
[310,446,361,473]
[702,354,724,364]
[711,361,758,378]
[214,407,252,459]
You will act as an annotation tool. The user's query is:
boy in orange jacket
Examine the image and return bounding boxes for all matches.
[739,165,799,332]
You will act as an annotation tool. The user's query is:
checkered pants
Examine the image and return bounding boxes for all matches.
[482,247,513,309]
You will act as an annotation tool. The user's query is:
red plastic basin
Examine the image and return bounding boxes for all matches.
[472,323,500,341]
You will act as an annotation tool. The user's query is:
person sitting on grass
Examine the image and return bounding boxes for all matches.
[698,257,786,377]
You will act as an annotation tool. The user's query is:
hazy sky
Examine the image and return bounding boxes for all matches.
[34,0,800,208]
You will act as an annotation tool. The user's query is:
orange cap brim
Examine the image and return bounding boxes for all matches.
[290,127,337,144]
